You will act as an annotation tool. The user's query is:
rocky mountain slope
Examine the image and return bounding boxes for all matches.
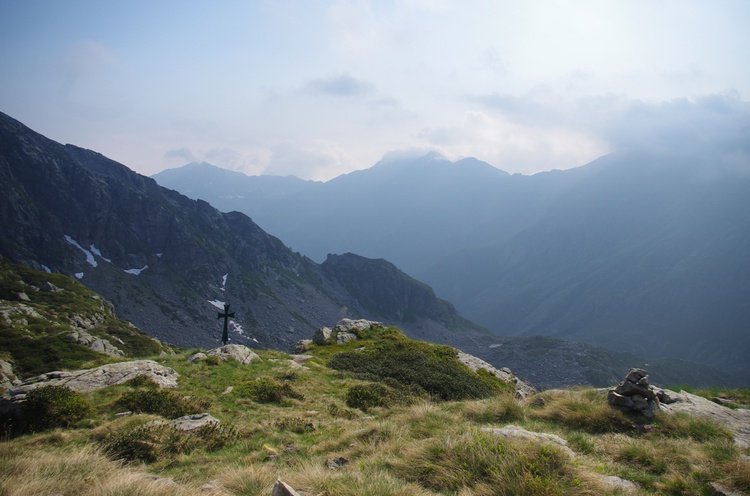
[154,151,750,384]
[0,111,488,356]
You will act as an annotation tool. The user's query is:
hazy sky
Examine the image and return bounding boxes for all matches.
[1,1,749,180]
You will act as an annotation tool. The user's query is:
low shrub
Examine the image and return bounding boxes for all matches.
[116,389,211,419]
[22,385,93,430]
[273,416,315,434]
[102,421,239,463]
[346,383,391,411]
[328,330,505,401]
[237,377,304,403]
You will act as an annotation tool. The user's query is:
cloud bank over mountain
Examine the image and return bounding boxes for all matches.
[1,1,748,180]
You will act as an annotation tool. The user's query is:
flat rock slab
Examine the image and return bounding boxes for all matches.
[660,389,750,448]
[6,360,178,397]
[169,412,220,431]
[481,425,576,459]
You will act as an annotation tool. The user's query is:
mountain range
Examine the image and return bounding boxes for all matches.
[153,150,750,383]
[0,111,487,356]
[0,109,743,388]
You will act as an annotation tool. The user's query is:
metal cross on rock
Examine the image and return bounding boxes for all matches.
[217,303,235,345]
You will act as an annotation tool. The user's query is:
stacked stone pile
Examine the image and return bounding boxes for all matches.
[607,368,661,418]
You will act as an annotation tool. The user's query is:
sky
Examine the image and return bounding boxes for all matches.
[1,0,749,181]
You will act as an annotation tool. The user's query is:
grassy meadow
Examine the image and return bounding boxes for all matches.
[2,325,749,496]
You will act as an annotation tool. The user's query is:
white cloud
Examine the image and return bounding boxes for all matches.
[305,73,376,98]
[420,110,609,174]
[265,140,356,180]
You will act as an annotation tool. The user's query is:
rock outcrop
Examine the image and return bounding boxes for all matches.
[659,389,750,448]
[0,360,20,391]
[457,351,536,399]
[0,360,178,414]
[607,368,660,418]
[67,330,125,357]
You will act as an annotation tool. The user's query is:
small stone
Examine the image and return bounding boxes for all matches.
[326,457,349,470]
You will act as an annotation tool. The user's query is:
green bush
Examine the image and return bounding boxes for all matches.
[328,331,505,401]
[22,385,93,430]
[237,378,304,403]
[345,384,391,411]
[117,389,211,419]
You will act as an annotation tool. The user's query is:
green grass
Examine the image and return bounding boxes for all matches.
[3,266,750,495]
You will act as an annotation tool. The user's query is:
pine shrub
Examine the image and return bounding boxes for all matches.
[22,385,92,430]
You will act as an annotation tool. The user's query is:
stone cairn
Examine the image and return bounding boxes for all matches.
[607,368,660,418]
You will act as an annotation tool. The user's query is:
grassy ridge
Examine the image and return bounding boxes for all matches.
[1,334,749,495]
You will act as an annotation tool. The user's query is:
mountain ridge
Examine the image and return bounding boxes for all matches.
[153,149,750,383]
[0,111,488,357]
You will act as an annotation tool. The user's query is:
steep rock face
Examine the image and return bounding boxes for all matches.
[0,111,489,354]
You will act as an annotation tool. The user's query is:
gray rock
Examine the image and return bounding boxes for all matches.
[710,482,745,496]
[40,281,63,292]
[313,327,332,345]
[333,318,383,334]
[294,339,313,353]
[336,331,357,344]
[67,330,125,357]
[272,479,302,496]
[456,350,536,399]
[188,352,208,363]
[207,344,260,365]
[326,457,349,470]
[4,360,178,397]
[599,475,638,492]
[481,425,576,459]
[0,360,20,391]
[169,412,220,431]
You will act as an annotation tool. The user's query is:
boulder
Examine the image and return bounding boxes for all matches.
[313,327,332,345]
[481,425,576,459]
[456,350,536,399]
[294,339,313,353]
[333,318,383,334]
[207,344,260,365]
[187,352,208,363]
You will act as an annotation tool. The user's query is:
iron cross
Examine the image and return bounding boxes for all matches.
[217,303,235,345]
